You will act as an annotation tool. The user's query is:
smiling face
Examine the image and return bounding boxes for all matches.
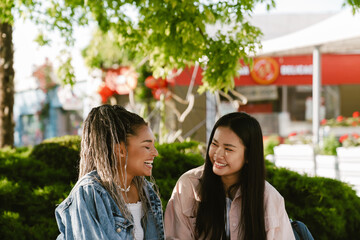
[120,125,158,179]
[209,126,246,187]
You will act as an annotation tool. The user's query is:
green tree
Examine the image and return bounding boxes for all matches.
[1,0,360,147]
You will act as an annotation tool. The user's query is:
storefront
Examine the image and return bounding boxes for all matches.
[172,54,360,138]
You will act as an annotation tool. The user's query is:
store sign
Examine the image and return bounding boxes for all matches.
[175,54,360,86]
[239,64,313,76]
[280,64,312,75]
[250,57,280,85]
[238,66,250,75]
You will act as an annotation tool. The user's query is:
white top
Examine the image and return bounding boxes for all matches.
[127,201,144,240]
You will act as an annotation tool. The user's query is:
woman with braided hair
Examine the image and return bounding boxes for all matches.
[55,105,164,240]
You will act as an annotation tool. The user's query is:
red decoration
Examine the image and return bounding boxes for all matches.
[104,67,138,95]
[145,76,168,89]
[152,88,171,100]
[97,83,116,103]
[250,57,280,85]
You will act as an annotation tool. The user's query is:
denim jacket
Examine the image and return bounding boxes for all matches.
[55,171,164,240]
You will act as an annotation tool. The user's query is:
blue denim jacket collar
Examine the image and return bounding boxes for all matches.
[55,170,164,240]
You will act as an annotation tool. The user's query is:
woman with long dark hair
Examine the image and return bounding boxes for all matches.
[55,105,164,239]
[164,112,294,239]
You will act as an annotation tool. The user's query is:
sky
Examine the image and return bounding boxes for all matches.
[13,0,347,90]
[13,21,93,90]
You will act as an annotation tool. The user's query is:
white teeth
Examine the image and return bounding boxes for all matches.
[215,162,227,167]
[144,161,153,165]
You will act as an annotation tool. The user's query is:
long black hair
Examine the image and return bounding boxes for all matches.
[195,112,266,240]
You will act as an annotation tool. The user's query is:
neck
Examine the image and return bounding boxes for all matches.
[221,175,238,192]
[119,175,140,204]
[118,174,134,192]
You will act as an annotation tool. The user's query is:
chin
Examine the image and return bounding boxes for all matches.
[212,167,222,176]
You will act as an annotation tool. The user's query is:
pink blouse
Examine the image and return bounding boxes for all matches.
[164,165,295,240]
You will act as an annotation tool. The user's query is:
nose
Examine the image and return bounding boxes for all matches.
[152,146,159,157]
[214,147,225,159]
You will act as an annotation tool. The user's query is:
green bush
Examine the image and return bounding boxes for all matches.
[29,135,81,185]
[0,211,27,239]
[0,136,359,240]
[266,161,360,240]
[0,136,80,240]
[152,141,204,207]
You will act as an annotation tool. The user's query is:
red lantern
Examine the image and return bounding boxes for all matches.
[145,76,168,89]
[104,67,138,95]
[152,88,171,100]
[97,83,116,103]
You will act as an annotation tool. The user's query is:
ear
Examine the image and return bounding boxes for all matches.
[115,142,127,158]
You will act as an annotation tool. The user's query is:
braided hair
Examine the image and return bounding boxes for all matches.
[79,104,151,222]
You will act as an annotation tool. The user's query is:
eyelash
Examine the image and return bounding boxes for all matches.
[211,143,233,152]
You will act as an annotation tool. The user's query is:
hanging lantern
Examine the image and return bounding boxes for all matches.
[104,67,138,95]
[97,83,116,103]
[145,76,168,89]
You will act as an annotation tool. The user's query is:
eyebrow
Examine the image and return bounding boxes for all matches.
[141,139,154,143]
[212,139,237,148]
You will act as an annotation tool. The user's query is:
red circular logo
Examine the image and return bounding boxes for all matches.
[250,57,279,84]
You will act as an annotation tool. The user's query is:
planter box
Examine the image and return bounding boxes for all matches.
[273,144,315,176]
[321,126,360,137]
[336,147,360,195]
[316,155,337,179]
[272,145,360,196]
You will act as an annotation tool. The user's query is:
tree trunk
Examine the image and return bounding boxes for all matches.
[0,22,15,147]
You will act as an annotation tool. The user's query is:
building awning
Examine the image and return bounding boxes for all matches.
[256,9,360,57]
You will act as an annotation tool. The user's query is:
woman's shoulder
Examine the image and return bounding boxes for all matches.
[72,171,106,194]
[178,165,204,183]
[56,171,108,210]
[264,181,284,202]
[264,181,284,215]
[167,166,203,218]
[172,165,204,203]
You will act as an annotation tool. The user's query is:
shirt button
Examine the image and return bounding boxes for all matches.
[116,228,121,233]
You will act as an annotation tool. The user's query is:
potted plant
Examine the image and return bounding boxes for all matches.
[336,132,360,195]
[321,111,360,137]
